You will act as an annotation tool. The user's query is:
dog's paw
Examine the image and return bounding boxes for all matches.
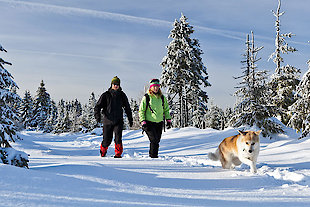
[250,168,257,174]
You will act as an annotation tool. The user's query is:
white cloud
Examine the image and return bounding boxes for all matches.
[0,0,171,27]
[0,0,251,41]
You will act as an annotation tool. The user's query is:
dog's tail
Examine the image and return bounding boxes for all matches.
[208,149,219,161]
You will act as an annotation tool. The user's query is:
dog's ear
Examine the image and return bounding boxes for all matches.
[238,130,247,136]
[255,130,262,135]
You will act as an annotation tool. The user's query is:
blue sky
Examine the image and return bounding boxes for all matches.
[0,0,309,108]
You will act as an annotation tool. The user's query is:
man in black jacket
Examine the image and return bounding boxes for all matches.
[94,76,133,158]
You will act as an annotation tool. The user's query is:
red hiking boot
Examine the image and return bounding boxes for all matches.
[114,143,123,158]
[100,144,108,157]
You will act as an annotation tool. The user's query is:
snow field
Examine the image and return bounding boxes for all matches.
[1,127,309,206]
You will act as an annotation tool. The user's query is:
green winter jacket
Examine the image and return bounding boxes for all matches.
[139,92,171,123]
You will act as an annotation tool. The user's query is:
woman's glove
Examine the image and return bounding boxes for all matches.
[141,121,147,131]
[166,119,172,129]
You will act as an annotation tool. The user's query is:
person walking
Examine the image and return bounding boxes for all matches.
[95,76,133,158]
[139,79,172,158]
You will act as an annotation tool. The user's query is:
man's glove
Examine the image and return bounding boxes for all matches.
[129,120,133,127]
[141,121,147,131]
[166,119,172,129]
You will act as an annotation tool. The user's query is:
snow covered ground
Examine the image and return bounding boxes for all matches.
[2,127,310,206]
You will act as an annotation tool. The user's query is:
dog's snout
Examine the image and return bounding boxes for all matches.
[249,150,252,153]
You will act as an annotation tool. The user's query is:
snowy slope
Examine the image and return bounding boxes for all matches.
[1,127,310,207]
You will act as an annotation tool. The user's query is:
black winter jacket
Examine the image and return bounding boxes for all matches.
[94,88,133,125]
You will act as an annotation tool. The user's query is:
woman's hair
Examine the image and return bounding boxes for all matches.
[148,88,162,96]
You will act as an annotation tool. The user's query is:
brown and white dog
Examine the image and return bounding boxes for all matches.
[208,130,262,173]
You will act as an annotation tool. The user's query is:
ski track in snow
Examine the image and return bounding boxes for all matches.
[3,128,310,206]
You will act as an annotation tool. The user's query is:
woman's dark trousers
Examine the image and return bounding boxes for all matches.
[145,121,163,158]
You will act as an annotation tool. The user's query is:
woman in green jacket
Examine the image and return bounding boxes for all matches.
[139,79,172,158]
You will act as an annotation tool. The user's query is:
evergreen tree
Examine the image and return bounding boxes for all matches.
[268,0,300,124]
[54,99,67,133]
[45,100,58,133]
[130,98,140,130]
[192,99,207,129]
[69,99,82,132]
[62,110,72,133]
[33,80,52,131]
[0,44,21,147]
[78,93,97,132]
[288,60,310,139]
[269,64,300,124]
[10,86,21,117]
[20,90,35,128]
[230,32,283,137]
[161,13,211,128]
[87,92,97,130]
[79,103,90,132]
[205,103,225,130]
[0,43,28,168]
[8,86,23,131]
[224,107,233,129]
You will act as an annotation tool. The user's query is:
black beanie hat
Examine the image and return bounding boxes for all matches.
[111,76,120,85]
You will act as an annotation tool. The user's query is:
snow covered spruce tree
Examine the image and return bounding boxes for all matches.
[288,60,310,139]
[69,99,83,132]
[87,92,97,130]
[54,99,67,133]
[204,102,225,130]
[0,45,20,146]
[45,100,58,133]
[161,13,211,128]
[192,99,208,129]
[224,107,233,129]
[79,92,98,132]
[268,0,300,124]
[33,80,52,131]
[53,99,84,133]
[230,32,283,137]
[130,98,140,130]
[20,90,35,129]
[0,44,28,168]
[79,103,90,132]
[9,86,21,120]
